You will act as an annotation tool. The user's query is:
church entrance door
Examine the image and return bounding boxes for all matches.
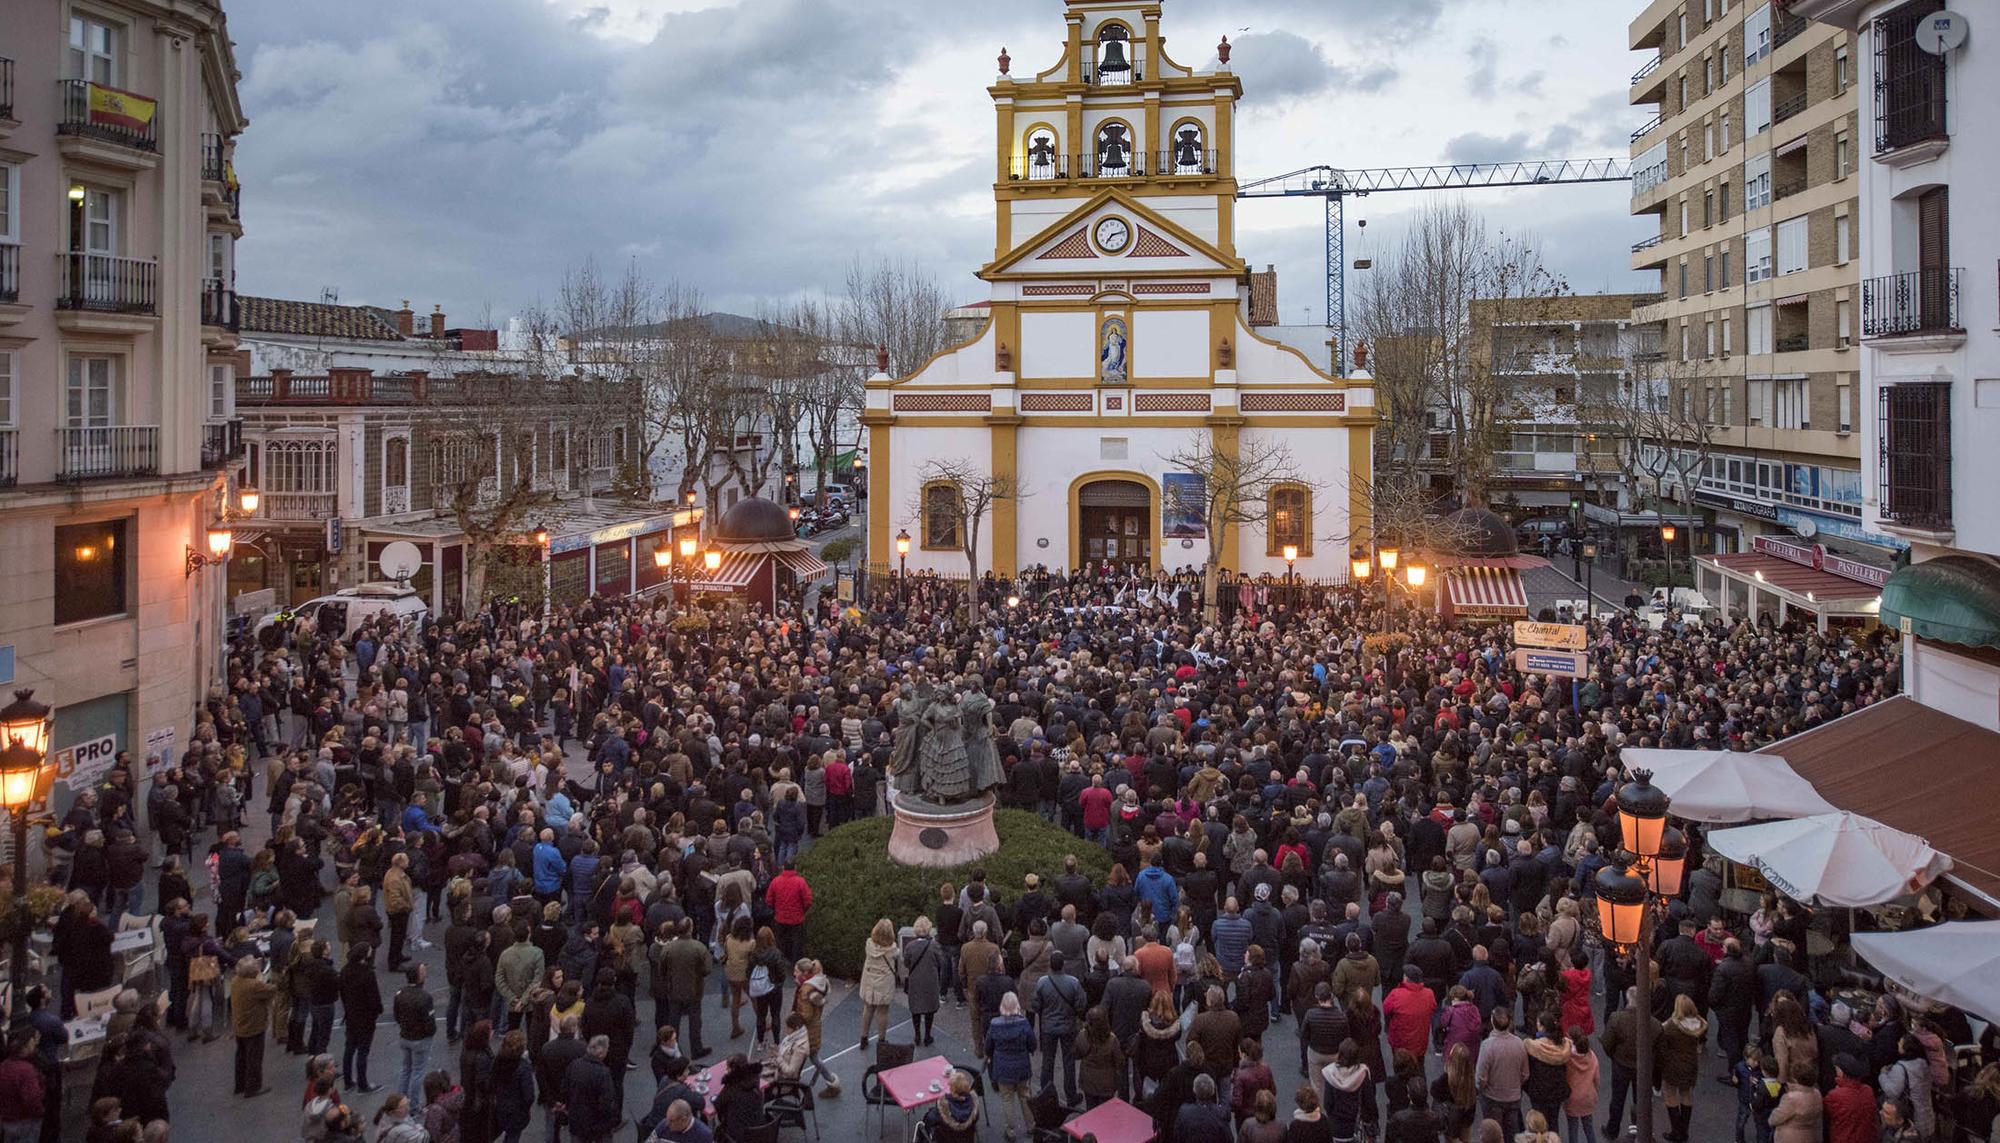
[1076,479,1152,572]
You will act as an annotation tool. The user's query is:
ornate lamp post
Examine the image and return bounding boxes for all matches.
[0,689,56,1013]
[1281,544,1298,609]
[895,529,912,602]
[1592,768,1680,1143]
[1582,538,1600,614]
[675,535,698,606]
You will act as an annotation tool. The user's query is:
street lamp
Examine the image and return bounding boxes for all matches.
[1377,545,1399,572]
[652,540,671,571]
[1349,547,1372,583]
[532,522,551,547]
[1591,767,1678,1143]
[1005,593,1020,609]
[895,528,912,601]
[1582,539,1600,614]
[703,546,722,574]
[237,484,260,515]
[0,689,56,1016]
[1659,524,1676,544]
[674,535,699,605]
[184,520,234,576]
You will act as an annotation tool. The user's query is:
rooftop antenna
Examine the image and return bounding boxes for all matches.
[320,286,339,304]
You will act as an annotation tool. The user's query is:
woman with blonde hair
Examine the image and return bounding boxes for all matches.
[1656,993,1710,1142]
[857,918,901,1050]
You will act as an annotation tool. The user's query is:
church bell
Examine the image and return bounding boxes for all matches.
[1097,35,1131,77]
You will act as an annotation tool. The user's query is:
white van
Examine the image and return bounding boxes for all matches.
[254,582,429,646]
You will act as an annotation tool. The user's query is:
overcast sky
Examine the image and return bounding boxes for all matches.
[225,0,1657,327]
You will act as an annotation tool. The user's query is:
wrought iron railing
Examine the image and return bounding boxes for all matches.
[1773,91,1808,123]
[258,491,338,520]
[1010,150,1225,181]
[0,243,17,303]
[1774,13,1810,50]
[1875,6,1948,153]
[57,425,159,479]
[0,59,13,122]
[1632,53,1662,85]
[1878,381,1952,530]
[0,429,15,488]
[55,79,157,151]
[1775,334,1810,353]
[201,133,226,182]
[1631,112,1663,142]
[201,278,239,330]
[57,252,158,314]
[201,419,244,467]
[1862,268,1961,338]
[1631,233,1665,254]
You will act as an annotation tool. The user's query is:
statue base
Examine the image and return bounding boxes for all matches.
[886,792,1000,868]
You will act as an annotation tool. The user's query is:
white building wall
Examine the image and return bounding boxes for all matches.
[1131,310,1209,378]
[1020,313,1098,379]
[881,425,993,576]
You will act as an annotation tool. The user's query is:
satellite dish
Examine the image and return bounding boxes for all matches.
[378,540,424,582]
[1792,517,1819,540]
[1916,10,1968,54]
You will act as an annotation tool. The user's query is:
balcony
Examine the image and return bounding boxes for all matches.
[1774,177,1807,201]
[258,491,338,521]
[57,425,159,480]
[1773,91,1808,124]
[0,58,13,124]
[0,429,14,487]
[1631,233,1665,254]
[1631,111,1663,143]
[201,278,240,331]
[0,243,17,303]
[1773,12,1810,50]
[1006,150,1224,182]
[1631,53,1662,86]
[1775,334,1810,353]
[201,419,244,467]
[1875,9,1948,163]
[55,80,159,169]
[201,133,225,182]
[1862,268,1962,345]
[57,252,157,314]
[1878,381,1951,534]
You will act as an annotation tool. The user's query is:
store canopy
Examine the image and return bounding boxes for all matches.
[774,548,829,580]
[1756,696,2000,904]
[1444,565,1530,617]
[1852,922,2000,1026]
[1882,555,2000,651]
[1698,551,1881,611]
[692,551,761,591]
[1706,811,1953,907]
[1621,747,1836,823]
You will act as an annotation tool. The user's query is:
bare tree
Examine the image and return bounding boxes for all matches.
[415,377,560,609]
[1354,201,1570,506]
[1360,469,1488,557]
[1157,432,1310,618]
[1578,352,1723,588]
[519,258,662,502]
[835,256,951,378]
[907,458,1017,613]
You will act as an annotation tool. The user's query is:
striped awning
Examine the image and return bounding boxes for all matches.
[692,551,762,591]
[773,548,829,580]
[1445,565,1530,618]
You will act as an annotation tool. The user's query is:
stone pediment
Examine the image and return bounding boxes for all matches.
[981,187,1243,280]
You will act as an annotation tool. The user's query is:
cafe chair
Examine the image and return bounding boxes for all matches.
[764,1078,819,1141]
[1027,1088,1069,1142]
[912,1118,978,1143]
[76,986,121,1020]
[733,1121,781,1143]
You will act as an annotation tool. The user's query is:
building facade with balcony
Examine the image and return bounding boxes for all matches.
[0,0,246,807]
[233,296,648,615]
[1627,0,1886,555]
[1792,0,2000,730]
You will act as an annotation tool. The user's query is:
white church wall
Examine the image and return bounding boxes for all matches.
[911,323,996,387]
[1134,199,1220,247]
[1020,311,1098,379]
[1232,424,1356,578]
[1235,325,1329,385]
[882,424,995,576]
[1013,424,1220,573]
[1132,310,1209,379]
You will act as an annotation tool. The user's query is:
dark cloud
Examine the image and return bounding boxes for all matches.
[221,0,1632,322]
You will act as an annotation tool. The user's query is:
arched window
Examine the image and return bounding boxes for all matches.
[1094,22,1135,85]
[1267,484,1312,556]
[384,436,408,487]
[922,481,963,550]
[1095,120,1134,177]
[1169,120,1209,175]
[1022,124,1060,180]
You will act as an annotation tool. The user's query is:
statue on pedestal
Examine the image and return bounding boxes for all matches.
[893,676,1005,806]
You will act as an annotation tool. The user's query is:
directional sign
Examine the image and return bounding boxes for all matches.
[1514,647,1590,679]
[1514,620,1586,650]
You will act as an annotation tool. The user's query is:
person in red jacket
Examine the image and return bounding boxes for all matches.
[0,1027,44,1139]
[1823,1054,1879,1143]
[1078,775,1114,846]
[765,863,814,961]
[1381,965,1438,1060]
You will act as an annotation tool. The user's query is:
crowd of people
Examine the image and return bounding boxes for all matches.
[14,558,1992,1143]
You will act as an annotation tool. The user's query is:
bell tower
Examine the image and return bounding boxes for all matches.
[988,1,1242,263]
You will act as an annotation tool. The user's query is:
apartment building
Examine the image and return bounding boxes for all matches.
[1791,0,2000,729]
[0,3,246,807]
[1627,0,1892,555]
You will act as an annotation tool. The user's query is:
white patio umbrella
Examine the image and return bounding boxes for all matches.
[1705,812,1954,907]
[1620,747,1836,823]
[1853,922,2000,1026]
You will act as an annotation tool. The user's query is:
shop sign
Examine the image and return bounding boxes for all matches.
[1694,490,1780,522]
[1514,620,1587,650]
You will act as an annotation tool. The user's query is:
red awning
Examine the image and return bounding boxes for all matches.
[693,551,761,591]
[1701,551,1879,604]
[773,548,829,579]
[1445,565,1530,617]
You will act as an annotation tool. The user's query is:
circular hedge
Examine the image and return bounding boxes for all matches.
[796,809,1111,980]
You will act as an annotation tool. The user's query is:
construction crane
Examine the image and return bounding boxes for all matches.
[1236,158,1632,375]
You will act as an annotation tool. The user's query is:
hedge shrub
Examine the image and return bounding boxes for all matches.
[796,809,1111,980]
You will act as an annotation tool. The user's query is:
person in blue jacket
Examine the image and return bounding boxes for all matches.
[1135,853,1179,926]
[531,829,567,902]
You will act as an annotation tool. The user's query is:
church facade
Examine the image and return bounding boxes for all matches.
[865,0,1374,580]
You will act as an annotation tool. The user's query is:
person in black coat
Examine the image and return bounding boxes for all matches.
[559,1036,618,1143]
[579,973,636,1103]
[339,944,384,1091]
[1707,939,1757,1066]
[1169,1073,1232,1143]
[460,931,497,1038]
[534,1017,587,1133]
[493,1030,538,1143]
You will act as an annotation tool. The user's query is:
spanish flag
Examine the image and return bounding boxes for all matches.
[87,83,156,134]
